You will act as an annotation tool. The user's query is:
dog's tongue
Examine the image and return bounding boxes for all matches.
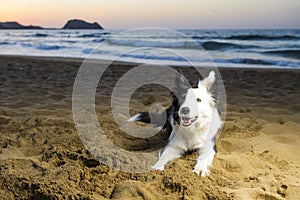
[182,117,191,123]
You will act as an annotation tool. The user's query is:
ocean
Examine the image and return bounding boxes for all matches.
[0,29,299,68]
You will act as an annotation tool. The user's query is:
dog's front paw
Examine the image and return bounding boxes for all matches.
[193,162,210,176]
[152,164,164,171]
[193,166,210,176]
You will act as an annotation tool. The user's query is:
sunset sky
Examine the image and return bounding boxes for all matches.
[1,0,299,29]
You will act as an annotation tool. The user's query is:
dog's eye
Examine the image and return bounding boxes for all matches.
[196,98,201,102]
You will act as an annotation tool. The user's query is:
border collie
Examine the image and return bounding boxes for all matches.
[128,71,222,176]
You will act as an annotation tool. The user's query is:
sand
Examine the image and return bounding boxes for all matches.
[0,55,299,199]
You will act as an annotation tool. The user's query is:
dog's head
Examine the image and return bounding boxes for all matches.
[179,71,216,127]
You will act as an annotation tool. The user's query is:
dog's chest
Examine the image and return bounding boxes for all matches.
[176,126,208,150]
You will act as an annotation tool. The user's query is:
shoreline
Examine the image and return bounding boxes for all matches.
[0,54,299,70]
[0,55,299,199]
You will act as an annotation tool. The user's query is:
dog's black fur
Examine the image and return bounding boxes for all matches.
[131,70,190,134]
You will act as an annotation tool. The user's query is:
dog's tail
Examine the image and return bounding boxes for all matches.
[127,112,152,124]
[127,110,173,133]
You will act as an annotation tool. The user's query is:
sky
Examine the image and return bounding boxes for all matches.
[1,0,300,29]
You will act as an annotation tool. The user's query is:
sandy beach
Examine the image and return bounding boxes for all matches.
[0,55,299,199]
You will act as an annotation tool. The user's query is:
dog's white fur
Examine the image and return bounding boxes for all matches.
[152,71,222,176]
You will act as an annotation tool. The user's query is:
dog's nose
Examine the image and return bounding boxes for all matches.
[180,107,190,115]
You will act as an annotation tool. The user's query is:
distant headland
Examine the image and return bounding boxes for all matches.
[0,19,103,29]
[0,22,43,29]
[63,19,103,29]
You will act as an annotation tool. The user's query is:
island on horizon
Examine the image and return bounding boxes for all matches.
[0,19,103,30]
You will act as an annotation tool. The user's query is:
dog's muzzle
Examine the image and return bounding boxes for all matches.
[180,116,198,126]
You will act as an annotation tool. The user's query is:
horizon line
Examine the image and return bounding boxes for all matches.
[1,20,299,30]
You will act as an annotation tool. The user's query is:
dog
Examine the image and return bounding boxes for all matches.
[128,71,222,176]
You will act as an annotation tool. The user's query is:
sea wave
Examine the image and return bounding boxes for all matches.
[120,53,186,62]
[92,39,105,43]
[190,34,300,41]
[82,48,112,55]
[201,41,255,51]
[105,38,257,50]
[35,33,48,37]
[0,41,14,45]
[36,44,65,50]
[225,34,300,40]
[191,36,209,40]
[21,43,65,50]
[21,43,33,47]
[23,33,49,37]
[77,32,110,38]
[263,50,300,60]
[60,40,77,44]
[214,58,300,67]
[106,38,199,48]
[77,33,101,38]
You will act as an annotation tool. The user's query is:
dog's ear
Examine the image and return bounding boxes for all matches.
[173,69,190,104]
[198,71,215,92]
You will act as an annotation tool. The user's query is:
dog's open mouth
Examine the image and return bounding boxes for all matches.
[180,116,198,126]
